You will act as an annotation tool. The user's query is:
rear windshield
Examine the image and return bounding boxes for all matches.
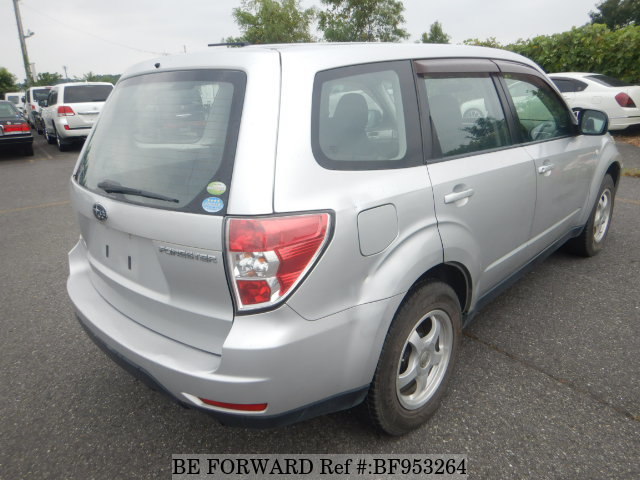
[0,102,19,116]
[64,85,113,103]
[7,95,20,104]
[586,74,632,87]
[75,70,246,214]
[32,89,50,102]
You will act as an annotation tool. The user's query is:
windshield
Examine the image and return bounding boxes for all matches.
[75,69,246,214]
[586,74,632,88]
[64,85,113,103]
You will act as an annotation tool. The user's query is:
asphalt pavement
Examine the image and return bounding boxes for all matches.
[1,135,638,479]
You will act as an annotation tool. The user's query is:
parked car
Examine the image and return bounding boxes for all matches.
[67,44,620,435]
[0,100,33,156]
[24,86,52,130]
[549,72,640,131]
[40,82,113,151]
[3,91,25,113]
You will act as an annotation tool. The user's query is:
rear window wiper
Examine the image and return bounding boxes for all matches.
[97,180,180,203]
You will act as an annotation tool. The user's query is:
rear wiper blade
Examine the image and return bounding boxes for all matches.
[97,180,179,203]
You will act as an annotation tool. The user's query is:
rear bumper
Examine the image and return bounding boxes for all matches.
[608,114,640,130]
[0,134,33,146]
[54,118,92,140]
[68,239,402,426]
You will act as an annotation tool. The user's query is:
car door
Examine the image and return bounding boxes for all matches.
[498,65,599,256]
[415,59,537,300]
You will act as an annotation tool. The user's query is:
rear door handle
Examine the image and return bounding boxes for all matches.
[444,188,474,204]
[538,163,555,175]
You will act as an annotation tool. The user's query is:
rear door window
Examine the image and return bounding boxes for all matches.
[63,85,113,103]
[75,70,246,214]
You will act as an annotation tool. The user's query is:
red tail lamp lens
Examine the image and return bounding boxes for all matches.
[228,214,330,309]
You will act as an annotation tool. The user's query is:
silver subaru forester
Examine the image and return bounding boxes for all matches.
[67,43,619,435]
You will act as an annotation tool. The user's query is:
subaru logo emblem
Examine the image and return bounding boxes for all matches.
[93,203,108,221]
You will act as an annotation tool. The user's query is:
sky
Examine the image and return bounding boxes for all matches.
[0,0,599,83]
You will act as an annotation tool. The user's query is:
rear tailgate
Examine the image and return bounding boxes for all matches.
[69,50,281,354]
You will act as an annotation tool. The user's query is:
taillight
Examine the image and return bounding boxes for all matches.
[615,92,636,108]
[31,104,36,110]
[2,123,30,133]
[227,213,331,311]
[57,105,75,116]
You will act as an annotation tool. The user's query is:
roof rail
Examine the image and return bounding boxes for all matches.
[207,42,250,48]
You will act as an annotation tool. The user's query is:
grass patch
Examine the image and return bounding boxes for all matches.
[611,126,640,147]
[622,168,640,178]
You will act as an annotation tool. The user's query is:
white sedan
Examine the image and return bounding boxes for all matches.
[549,72,640,131]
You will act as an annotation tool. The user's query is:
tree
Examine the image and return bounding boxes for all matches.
[318,0,409,42]
[227,0,316,44]
[463,37,503,48]
[589,0,640,29]
[0,67,19,97]
[420,21,450,44]
[33,72,63,86]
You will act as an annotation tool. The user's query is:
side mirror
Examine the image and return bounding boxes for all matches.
[39,99,48,108]
[577,109,608,135]
[21,96,26,103]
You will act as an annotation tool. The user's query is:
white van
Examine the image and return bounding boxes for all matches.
[3,92,25,113]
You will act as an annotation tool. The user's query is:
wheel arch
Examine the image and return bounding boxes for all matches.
[404,262,472,315]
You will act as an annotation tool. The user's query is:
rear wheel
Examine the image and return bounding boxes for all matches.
[367,281,461,435]
[565,174,615,257]
[44,125,55,144]
[55,128,70,152]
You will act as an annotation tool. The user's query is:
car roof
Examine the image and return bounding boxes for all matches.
[123,43,543,79]
[55,82,114,88]
[549,72,595,78]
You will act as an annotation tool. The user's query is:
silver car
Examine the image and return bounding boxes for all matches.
[41,82,113,151]
[67,44,619,435]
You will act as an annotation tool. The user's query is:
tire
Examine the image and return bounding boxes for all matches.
[55,128,69,152]
[366,280,462,435]
[565,174,615,257]
[23,144,34,156]
[44,125,55,144]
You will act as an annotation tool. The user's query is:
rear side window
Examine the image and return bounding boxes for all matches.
[504,74,573,142]
[552,78,588,93]
[586,74,631,87]
[76,70,246,214]
[312,61,421,170]
[422,74,511,158]
[63,85,113,103]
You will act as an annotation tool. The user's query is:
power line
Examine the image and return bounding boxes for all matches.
[20,1,170,57]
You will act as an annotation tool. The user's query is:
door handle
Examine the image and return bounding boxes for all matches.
[444,188,474,204]
[538,163,555,174]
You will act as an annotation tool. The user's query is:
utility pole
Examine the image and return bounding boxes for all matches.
[12,0,34,85]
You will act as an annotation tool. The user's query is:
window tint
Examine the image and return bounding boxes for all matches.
[312,61,421,170]
[0,102,18,116]
[64,85,113,103]
[552,78,588,93]
[423,74,511,158]
[504,74,573,142]
[33,89,50,102]
[48,90,57,105]
[76,70,245,214]
[7,95,19,105]
[586,74,631,87]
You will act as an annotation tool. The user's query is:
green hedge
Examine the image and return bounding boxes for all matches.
[466,24,640,84]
